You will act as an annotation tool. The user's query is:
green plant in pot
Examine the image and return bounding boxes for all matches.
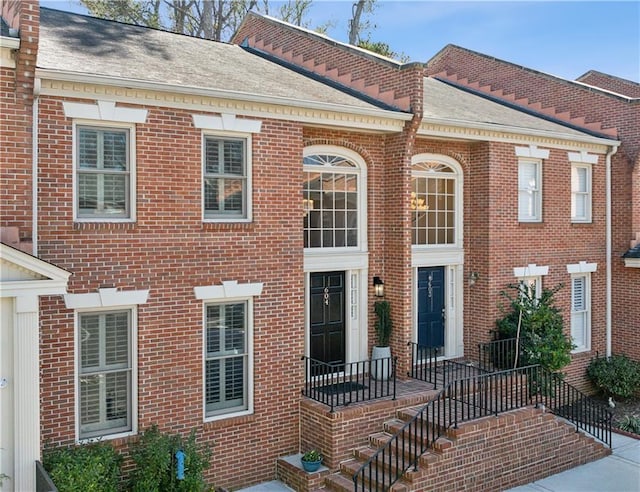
[301,450,322,472]
[371,300,393,380]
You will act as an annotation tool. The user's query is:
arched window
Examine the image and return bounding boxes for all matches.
[303,148,365,249]
[411,156,462,246]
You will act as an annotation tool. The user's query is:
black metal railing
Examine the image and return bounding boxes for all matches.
[408,342,440,388]
[477,337,522,372]
[441,359,487,388]
[534,369,612,447]
[354,363,612,491]
[301,356,397,412]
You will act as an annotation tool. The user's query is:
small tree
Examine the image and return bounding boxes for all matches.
[373,300,392,347]
[496,283,574,374]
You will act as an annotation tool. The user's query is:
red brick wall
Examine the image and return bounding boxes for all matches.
[37,96,306,489]
[426,45,640,363]
[577,70,640,98]
[233,13,424,112]
[0,0,39,242]
[408,407,610,491]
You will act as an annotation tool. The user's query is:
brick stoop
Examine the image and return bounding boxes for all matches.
[321,406,610,492]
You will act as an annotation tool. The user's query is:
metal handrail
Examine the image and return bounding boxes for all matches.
[355,363,612,491]
[301,355,397,412]
[407,342,440,388]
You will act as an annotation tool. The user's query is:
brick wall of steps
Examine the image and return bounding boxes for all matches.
[276,394,610,492]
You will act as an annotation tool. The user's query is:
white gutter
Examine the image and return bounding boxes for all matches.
[35,68,413,123]
[32,78,41,255]
[605,144,619,357]
[420,117,619,148]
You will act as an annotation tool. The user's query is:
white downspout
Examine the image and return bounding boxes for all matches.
[605,144,619,358]
[32,78,40,255]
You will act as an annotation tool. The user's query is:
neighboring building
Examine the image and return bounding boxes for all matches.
[0,3,628,491]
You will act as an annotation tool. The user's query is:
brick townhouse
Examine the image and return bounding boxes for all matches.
[0,3,631,491]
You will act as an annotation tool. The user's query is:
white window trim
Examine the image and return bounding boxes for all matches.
[192,113,262,133]
[64,287,150,309]
[513,264,548,299]
[200,130,253,223]
[410,154,464,250]
[570,162,593,223]
[303,145,368,253]
[74,304,139,443]
[567,262,596,352]
[569,273,591,353]
[515,145,550,160]
[71,120,138,222]
[518,158,543,223]
[195,281,262,422]
[63,100,148,123]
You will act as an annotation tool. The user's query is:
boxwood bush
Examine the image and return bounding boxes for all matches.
[587,354,640,400]
[43,441,122,492]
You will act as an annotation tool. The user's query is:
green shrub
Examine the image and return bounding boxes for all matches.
[43,441,122,492]
[496,283,574,373]
[128,425,211,492]
[619,415,640,435]
[587,354,640,400]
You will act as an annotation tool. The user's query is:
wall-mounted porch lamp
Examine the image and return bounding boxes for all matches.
[373,276,385,297]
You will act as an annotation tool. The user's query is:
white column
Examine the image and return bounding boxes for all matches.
[13,295,40,492]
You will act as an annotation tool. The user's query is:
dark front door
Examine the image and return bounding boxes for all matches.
[417,266,445,349]
[309,271,346,366]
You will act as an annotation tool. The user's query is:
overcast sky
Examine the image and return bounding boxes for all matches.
[41,0,640,83]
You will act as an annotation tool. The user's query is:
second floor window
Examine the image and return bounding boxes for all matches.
[204,136,247,220]
[518,159,542,222]
[571,164,592,222]
[411,161,457,246]
[77,126,131,219]
[303,153,360,249]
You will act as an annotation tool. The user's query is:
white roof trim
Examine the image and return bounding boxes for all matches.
[38,69,411,124]
[0,35,20,49]
[515,145,550,159]
[624,258,640,268]
[513,264,549,277]
[192,113,262,133]
[0,243,71,297]
[568,151,599,164]
[566,261,598,274]
[194,280,264,300]
[62,100,148,123]
[64,287,150,309]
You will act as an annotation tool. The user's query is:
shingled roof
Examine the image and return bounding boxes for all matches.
[37,8,391,113]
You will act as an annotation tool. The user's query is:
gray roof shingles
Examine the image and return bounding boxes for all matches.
[423,78,598,138]
[38,8,380,111]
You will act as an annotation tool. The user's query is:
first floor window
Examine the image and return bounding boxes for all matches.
[518,276,541,300]
[204,136,247,219]
[518,159,541,222]
[205,302,248,417]
[77,125,131,218]
[571,274,590,351]
[78,310,132,439]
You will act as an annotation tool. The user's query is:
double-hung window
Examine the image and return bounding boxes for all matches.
[203,136,248,220]
[571,164,592,222]
[76,125,132,219]
[571,274,591,351]
[518,159,542,222]
[78,310,132,439]
[205,302,248,417]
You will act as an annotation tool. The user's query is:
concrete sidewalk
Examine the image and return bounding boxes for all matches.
[238,433,639,492]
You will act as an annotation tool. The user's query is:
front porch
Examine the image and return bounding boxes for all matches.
[285,339,613,491]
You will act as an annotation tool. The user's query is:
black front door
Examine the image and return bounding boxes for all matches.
[417,266,445,349]
[309,271,346,366]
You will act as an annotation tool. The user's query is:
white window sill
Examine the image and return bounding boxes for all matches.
[204,409,252,423]
[77,429,136,444]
